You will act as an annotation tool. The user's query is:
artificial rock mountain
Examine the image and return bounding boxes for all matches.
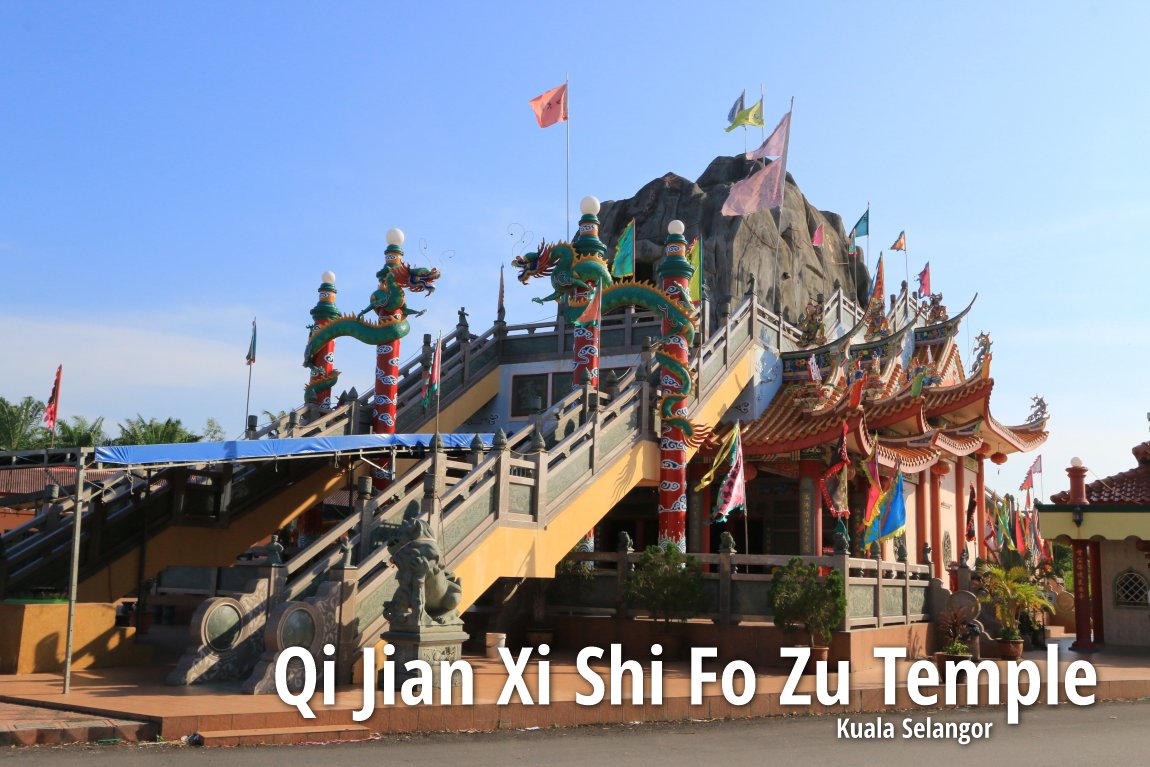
[597,155,872,327]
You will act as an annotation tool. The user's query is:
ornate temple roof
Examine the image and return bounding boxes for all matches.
[1049,441,1150,506]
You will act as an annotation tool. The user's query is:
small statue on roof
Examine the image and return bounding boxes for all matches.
[970,331,993,376]
[797,295,827,348]
[924,292,948,323]
[1027,395,1049,424]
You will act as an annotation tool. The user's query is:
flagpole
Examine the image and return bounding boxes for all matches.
[244,317,255,436]
[903,238,910,317]
[769,96,794,315]
[565,72,571,237]
[434,332,443,437]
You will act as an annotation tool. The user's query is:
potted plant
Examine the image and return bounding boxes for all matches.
[934,609,974,667]
[768,557,847,663]
[978,565,1052,661]
[623,541,706,658]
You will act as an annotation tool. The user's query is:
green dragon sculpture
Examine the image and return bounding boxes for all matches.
[303,262,441,373]
[513,241,707,444]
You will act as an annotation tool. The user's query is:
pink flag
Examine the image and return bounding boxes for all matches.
[916,262,931,297]
[529,83,568,128]
[721,158,786,216]
[811,223,824,247]
[746,111,791,160]
[1029,455,1043,475]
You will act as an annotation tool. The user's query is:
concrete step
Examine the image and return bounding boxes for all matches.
[196,723,372,747]
[0,718,158,747]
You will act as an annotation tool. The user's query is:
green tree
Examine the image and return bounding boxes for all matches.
[54,415,109,447]
[116,415,201,445]
[0,396,47,451]
[201,417,227,442]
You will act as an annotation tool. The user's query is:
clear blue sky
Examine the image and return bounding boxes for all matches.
[3,2,1148,497]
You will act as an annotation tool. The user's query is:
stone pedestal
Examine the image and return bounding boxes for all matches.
[382,624,469,688]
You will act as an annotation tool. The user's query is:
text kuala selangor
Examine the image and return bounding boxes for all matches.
[276,643,1096,726]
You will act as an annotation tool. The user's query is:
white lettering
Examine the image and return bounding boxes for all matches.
[575,646,605,705]
[275,647,316,718]
[690,646,718,704]
[721,660,756,705]
[779,647,810,705]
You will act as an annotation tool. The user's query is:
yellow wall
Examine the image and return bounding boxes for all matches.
[0,602,151,674]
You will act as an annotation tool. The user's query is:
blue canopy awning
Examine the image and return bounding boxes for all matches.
[94,433,494,466]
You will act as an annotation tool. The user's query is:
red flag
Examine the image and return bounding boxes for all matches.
[811,223,824,247]
[1019,470,1034,492]
[964,483,977,542]
[916,262,931,297]
[848,377,865,409]
[575,285,601,326]
[44,365,62,431]
[529,83,568,128]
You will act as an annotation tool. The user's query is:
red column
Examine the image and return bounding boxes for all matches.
[915,471,929,564]
[954,458,966,562]
[1071,540,1096,651]
[572,279,600,391]
[306,272,340,411]
[930,464,944,579]
[656,220,693,549]
[1088,540,1105,645]
[372,228,407,489]
[975,455,986,559]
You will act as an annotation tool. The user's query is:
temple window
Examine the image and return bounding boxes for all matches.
[1114,569,1149,607]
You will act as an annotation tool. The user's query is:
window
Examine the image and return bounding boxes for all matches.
[1114,569,1149,607]
[510,374,548,418]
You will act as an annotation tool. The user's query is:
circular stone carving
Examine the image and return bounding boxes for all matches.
[279,605,317,649]
[947,590,981,621]
[204,603,242,652]
[943,531,953,566]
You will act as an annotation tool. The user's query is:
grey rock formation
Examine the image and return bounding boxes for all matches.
[597,155,870,326]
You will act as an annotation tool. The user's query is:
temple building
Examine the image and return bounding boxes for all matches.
[1039,441,1150,649]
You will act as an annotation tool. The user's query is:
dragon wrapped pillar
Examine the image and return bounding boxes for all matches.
[304,272,341,410]
[371,229,408,488]
[570,196,608,390]
[656,220,695,550]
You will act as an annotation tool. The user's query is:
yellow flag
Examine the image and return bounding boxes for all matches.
[688,237,703,305]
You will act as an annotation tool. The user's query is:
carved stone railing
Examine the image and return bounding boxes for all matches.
[551,550,931,629]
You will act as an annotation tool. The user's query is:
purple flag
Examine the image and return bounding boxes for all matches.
[746,111,791,160]
[722,158,787,216]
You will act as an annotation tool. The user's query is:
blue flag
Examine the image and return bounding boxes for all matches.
[863,470,906,545]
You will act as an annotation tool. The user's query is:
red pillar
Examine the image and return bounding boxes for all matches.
[975,455,986,559]
[1071,540,1096,651]
[915,471,929,564]
[954,457,966,562]
[372,228,407,489]
[306,272,340,410]
[1088,540,1105,645]
[929,464,944,578]
[656,220,693,550]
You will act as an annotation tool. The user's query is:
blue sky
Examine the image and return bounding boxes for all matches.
[2,2,1148,495]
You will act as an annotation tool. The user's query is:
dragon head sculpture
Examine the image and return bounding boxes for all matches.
[513,240,559,284]
[393,263,442,295]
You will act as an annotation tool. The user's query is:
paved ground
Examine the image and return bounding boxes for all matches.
[1,701,1146,764]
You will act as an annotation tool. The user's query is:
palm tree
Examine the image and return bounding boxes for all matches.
[0,396,47,451]
[116,415,201,445]
[979,565,1053,640]
[55,415,108,448]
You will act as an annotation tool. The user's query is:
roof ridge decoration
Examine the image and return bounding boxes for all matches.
[780,313,864,384]
[969,331,993,378]
[1025,395,1048,425]
[922,292,948,323]
[913,294,977,347]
